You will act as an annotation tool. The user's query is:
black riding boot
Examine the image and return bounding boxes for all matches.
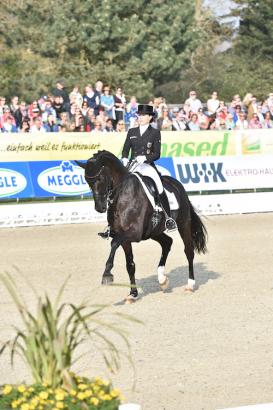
[98,226,113,239]
[159,191,177,232]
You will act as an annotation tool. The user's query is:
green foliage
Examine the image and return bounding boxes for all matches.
[0,272,140,390]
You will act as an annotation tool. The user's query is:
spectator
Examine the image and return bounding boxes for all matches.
[187,113,200,131]
[92,120,104,132]
[0,96,6,115]
[249,113,262,129]
[100,86,115,119]
[9,96,20,115]
[105,118,115,132]
[14,101,28,128]
[19,118,30,133]
[183,102,192,121]
[266,93,273,110]
[83,84,100,115]
[52,80,70,111]
[81,101,89,116]
[116,119,126,132]
[263,111,273,128]
[95,80,104,96]
[0,106,16,129]
[234,112,248,130]
[1,115,18,132]
[172,109,188,131]
[214,112,227,130]
[44,114,59,132]
[28,101,41,119]
[157,108,173,131]
[225,113,235,130]
[233,105,242,124]
[41,100,57,123]
[53,96,66,119]
[114,87,126,124]
[216,101,228,120]
[84,110,96,132]
[58,112,70,129]
[30,117,47,133]
[197,107,209,130]
[256,105,265,125]
[207,91,220,116]
[184,90,202,113]
[69,86,83,108]
[125,96,138,129]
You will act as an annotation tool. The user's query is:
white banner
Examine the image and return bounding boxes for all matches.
[172,155,273,191]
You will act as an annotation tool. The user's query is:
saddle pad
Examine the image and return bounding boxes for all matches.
[132,173,179,211]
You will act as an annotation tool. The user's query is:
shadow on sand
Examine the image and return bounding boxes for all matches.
[115,262,219,305]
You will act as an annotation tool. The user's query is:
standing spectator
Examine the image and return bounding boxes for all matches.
[249,113,262,129]
[114,87,126,124]
[266,93,273,111]
[207,91,220,116]
[125,96,138,129]
[69,86,83,108]
[1,115,18,133]
[53,96,66,120]
[83,84,100,115]
[9,96,20,115]
[256,105,265,125]
[52,80,70,111]
[184,90,202,113]
[29,117,47,133]
[157,108,173,131]
[183,102,192,121]
[100,86,115,119]
[263,111,273,128]
[187,113,200,131]
[0,96,6,115]
[95,80,103,96]
[14,101,28,128]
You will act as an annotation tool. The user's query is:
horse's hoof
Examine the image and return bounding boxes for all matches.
[184,287,194,293]
[101,275,114,286]
[159,276,169,290]
[125,294,138,304]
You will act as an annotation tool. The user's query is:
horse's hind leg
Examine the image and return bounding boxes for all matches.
[122,241,138,302]
[152,233,173,289]
[177,219,195,291]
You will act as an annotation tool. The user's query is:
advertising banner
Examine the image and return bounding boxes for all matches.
[0,162,34,199]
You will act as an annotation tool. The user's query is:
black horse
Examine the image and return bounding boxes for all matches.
[76,150,207,301]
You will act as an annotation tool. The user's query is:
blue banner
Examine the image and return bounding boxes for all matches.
[0,162,34,199]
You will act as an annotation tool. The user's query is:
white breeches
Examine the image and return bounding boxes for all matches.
[133,163,163,194]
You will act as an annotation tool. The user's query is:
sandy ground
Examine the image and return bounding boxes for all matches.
[1,213,273,410]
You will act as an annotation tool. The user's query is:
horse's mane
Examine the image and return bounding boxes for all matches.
[89,150,119,164]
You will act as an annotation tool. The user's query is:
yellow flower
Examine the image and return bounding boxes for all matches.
[69,389,77,397]
[90,397,99,406]
[20,404,30,410]
[56,402,64,409]
[3,384,13,395]
[18,385,26,393]
[103,394,112,401]
[110,388,120,398]
[39,391,49,400]
[77,392,86,400]
[84,390,92,398]
[55,391,65,401]
[77,383,88,390]
[11,400,19,409]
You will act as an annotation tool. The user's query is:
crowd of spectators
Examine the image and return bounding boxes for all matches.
[1,80,273,133]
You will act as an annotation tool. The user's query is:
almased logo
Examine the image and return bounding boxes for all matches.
[0,168,27,197]
[38,161,89,195]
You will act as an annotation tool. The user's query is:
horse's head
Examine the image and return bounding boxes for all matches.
[76,151,125,213]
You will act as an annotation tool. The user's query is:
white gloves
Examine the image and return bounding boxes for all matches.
[136,155,146,164]
[121,157,129,166]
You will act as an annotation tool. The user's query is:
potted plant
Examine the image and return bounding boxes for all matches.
[0,272,141,410]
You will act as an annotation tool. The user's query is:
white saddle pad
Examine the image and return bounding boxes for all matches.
[132,173,179,211]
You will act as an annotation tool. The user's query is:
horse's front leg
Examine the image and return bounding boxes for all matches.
[122,241,138,303]
[102,236,123,285]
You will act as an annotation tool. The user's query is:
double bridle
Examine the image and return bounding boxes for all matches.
[85,166,114,206]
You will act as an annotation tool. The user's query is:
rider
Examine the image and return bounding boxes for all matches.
[99,104,177,238]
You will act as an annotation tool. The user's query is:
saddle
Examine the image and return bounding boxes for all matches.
[134,172,160,207]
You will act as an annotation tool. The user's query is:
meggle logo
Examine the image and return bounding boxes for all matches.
[38,161,89,195]
[0,168,27,197]
[176,162,226,184]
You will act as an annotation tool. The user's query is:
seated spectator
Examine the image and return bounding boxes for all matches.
[95,80,104,96]
[0,106,16,129]
[115,119,126,132]
[185,90,202,113]
[216,101,228,120]
[172,109,188,131]
[96,109,107,129]
[1,115,18,132]
[28,101,40,119]
[105,118,115,132]
[30,117,47,133]
[84,110,96,131]
[249,113,262,129]
[256,105,265,124]
[207,91,220,116]
[41,100,57,123]
[225,113,235,130]
[214,112,227,130]
[92,120,104,132]
[187,113,200,131]
[157,108,173,131]
[100,86,115,119]
[44,114,59,132]
[58,112,70,128]
[263,111,273,128]
[197,107,209,130]
[81,101,89,116]
[183,102,192,121]
[19,118,30,133]
[234,112,248,130]
[233,105,242,124]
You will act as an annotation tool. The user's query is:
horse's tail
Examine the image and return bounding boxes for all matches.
[190,202,208,254]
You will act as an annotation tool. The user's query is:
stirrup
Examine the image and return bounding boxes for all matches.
[165,217,177,233]
[98,226,111,240]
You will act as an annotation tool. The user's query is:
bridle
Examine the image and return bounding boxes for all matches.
[85,165,113,206]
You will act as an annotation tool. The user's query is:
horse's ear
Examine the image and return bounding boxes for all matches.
[74,160,86,169]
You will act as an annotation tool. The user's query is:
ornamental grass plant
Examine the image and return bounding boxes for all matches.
[0,271,141,410]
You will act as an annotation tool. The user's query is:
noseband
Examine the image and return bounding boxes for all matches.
[85,166,113,206]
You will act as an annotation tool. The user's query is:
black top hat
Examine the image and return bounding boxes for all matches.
[137,104,155,116]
